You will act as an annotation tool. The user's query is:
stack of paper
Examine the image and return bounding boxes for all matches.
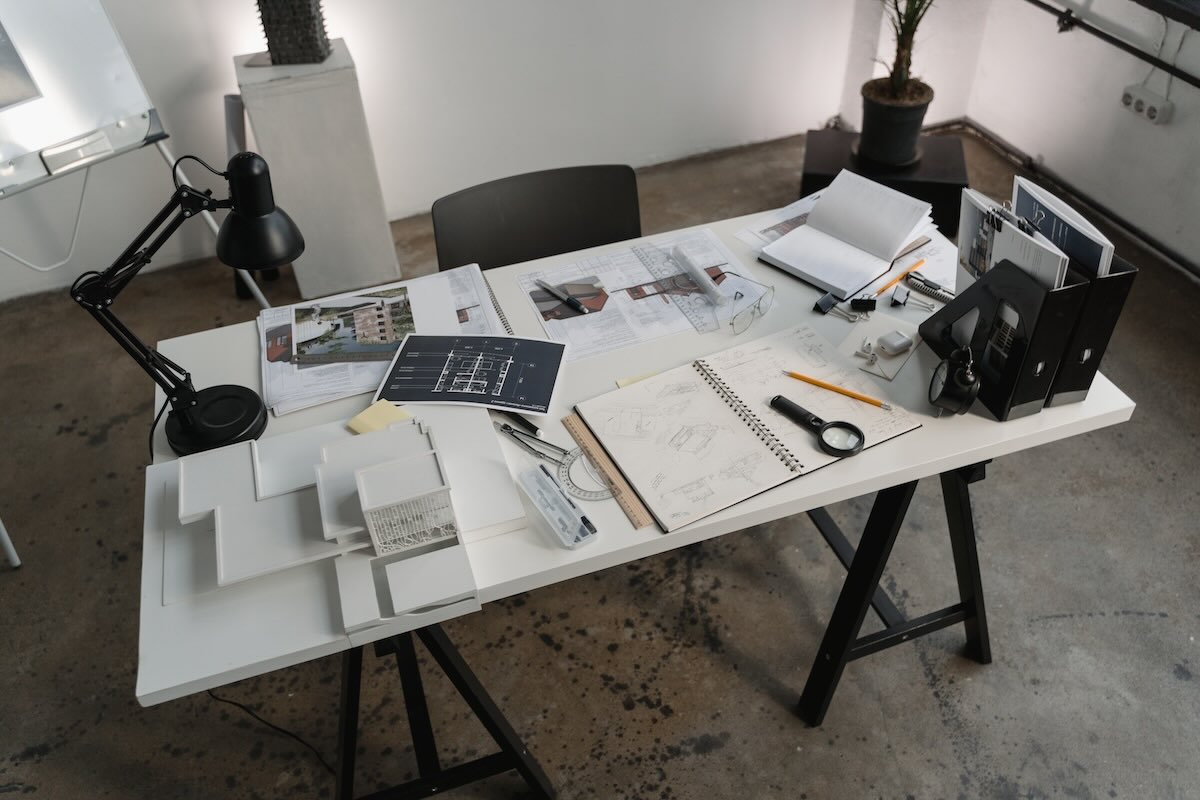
[759,171,933,300]
[257,265,507,415]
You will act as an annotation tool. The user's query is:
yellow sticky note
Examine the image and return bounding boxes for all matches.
[347,400,412,434]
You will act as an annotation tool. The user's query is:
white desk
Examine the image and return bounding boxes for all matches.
[139,209,1134,716]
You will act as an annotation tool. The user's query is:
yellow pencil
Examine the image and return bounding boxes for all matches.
[874,258,926,297]
[782,370,893,410]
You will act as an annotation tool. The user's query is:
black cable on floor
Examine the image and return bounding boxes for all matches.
[207,689,336,776]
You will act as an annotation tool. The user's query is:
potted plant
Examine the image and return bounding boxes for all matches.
[857,0,936,167]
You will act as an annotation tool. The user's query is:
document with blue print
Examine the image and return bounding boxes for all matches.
[575,324,919,531]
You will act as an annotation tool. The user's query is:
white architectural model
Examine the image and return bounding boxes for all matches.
[170,419,478,642]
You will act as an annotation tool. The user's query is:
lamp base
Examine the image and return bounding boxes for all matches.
[165,384,269,456]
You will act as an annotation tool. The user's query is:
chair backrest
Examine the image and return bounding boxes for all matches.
[432,165,641,272]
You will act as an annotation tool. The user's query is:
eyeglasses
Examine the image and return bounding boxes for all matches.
[725,272,775,335]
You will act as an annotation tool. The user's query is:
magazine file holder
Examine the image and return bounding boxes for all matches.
[918,260,1088,421]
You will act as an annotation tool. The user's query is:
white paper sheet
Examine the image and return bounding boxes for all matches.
[517,228,768,361]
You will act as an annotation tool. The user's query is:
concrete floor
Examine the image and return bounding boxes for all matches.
[1,131,1197,799]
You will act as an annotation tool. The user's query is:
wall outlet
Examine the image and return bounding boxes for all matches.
[1121,84,1174,125]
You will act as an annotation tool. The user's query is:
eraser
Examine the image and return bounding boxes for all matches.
[347,400,412,434]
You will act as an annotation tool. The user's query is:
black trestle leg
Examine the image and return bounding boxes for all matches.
[416,625,555,799]
[392,631,442,776]
[337,624,554,800]
[797,481,918,727]
[336,646,364,800]
[941,467,993,664]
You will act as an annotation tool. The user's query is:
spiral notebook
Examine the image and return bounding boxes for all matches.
[575,325,920,531]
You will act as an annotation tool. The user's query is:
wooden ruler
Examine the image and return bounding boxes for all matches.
[561,413,656,530]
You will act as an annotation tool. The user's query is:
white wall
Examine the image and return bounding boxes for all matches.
[328,1,854,220]
[970,0,1200,258]
[5,0,1195,303]
[0,0,855,301]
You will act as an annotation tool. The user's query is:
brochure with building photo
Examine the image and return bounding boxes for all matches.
[291,288,415,367]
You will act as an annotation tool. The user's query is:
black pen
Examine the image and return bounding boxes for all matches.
[535,279,589,314]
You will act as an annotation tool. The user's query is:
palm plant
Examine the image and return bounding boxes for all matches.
[883,0,936,99]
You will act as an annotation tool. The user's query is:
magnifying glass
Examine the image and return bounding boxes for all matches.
[769,394,865,457]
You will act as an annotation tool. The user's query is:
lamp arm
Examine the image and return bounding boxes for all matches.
[71,184,230,422]
[96,185,229,298]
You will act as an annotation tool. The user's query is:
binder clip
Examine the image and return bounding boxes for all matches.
[890,285,935,311]
[850,296,876,318]
[813,292,861,323]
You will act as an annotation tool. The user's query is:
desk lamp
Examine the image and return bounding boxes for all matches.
[71,152,304,456]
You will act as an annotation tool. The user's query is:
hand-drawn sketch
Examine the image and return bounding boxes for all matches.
[575,324,922,531]
[667,423,717,455]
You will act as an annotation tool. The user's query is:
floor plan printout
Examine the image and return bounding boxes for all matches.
[258,265,505,415]
[575,324,920,531]
[374,334,567,415]
[517,228,770,361]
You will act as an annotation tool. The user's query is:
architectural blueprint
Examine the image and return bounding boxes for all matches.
[374,334,567,415]
[517,228,769,361]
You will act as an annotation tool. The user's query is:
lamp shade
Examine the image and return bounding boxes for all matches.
[216,152,305,271]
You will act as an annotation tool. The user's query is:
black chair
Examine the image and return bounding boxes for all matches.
[431,165,641,271]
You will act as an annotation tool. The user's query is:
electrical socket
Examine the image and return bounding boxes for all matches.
[1121,84,1174,125]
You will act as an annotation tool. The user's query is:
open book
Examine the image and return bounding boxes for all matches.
[574,325,920,532]
[759,171,933,300]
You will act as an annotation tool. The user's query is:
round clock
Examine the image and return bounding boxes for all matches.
[929,347,980,415]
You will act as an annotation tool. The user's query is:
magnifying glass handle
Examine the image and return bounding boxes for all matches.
[770,395,823,431]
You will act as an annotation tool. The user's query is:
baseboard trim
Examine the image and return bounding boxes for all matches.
[924,117,1198,282]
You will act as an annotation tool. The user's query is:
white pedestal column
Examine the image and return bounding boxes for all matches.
[235,39,400,299]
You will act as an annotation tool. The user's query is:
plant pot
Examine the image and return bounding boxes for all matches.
[857,78,934,168]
